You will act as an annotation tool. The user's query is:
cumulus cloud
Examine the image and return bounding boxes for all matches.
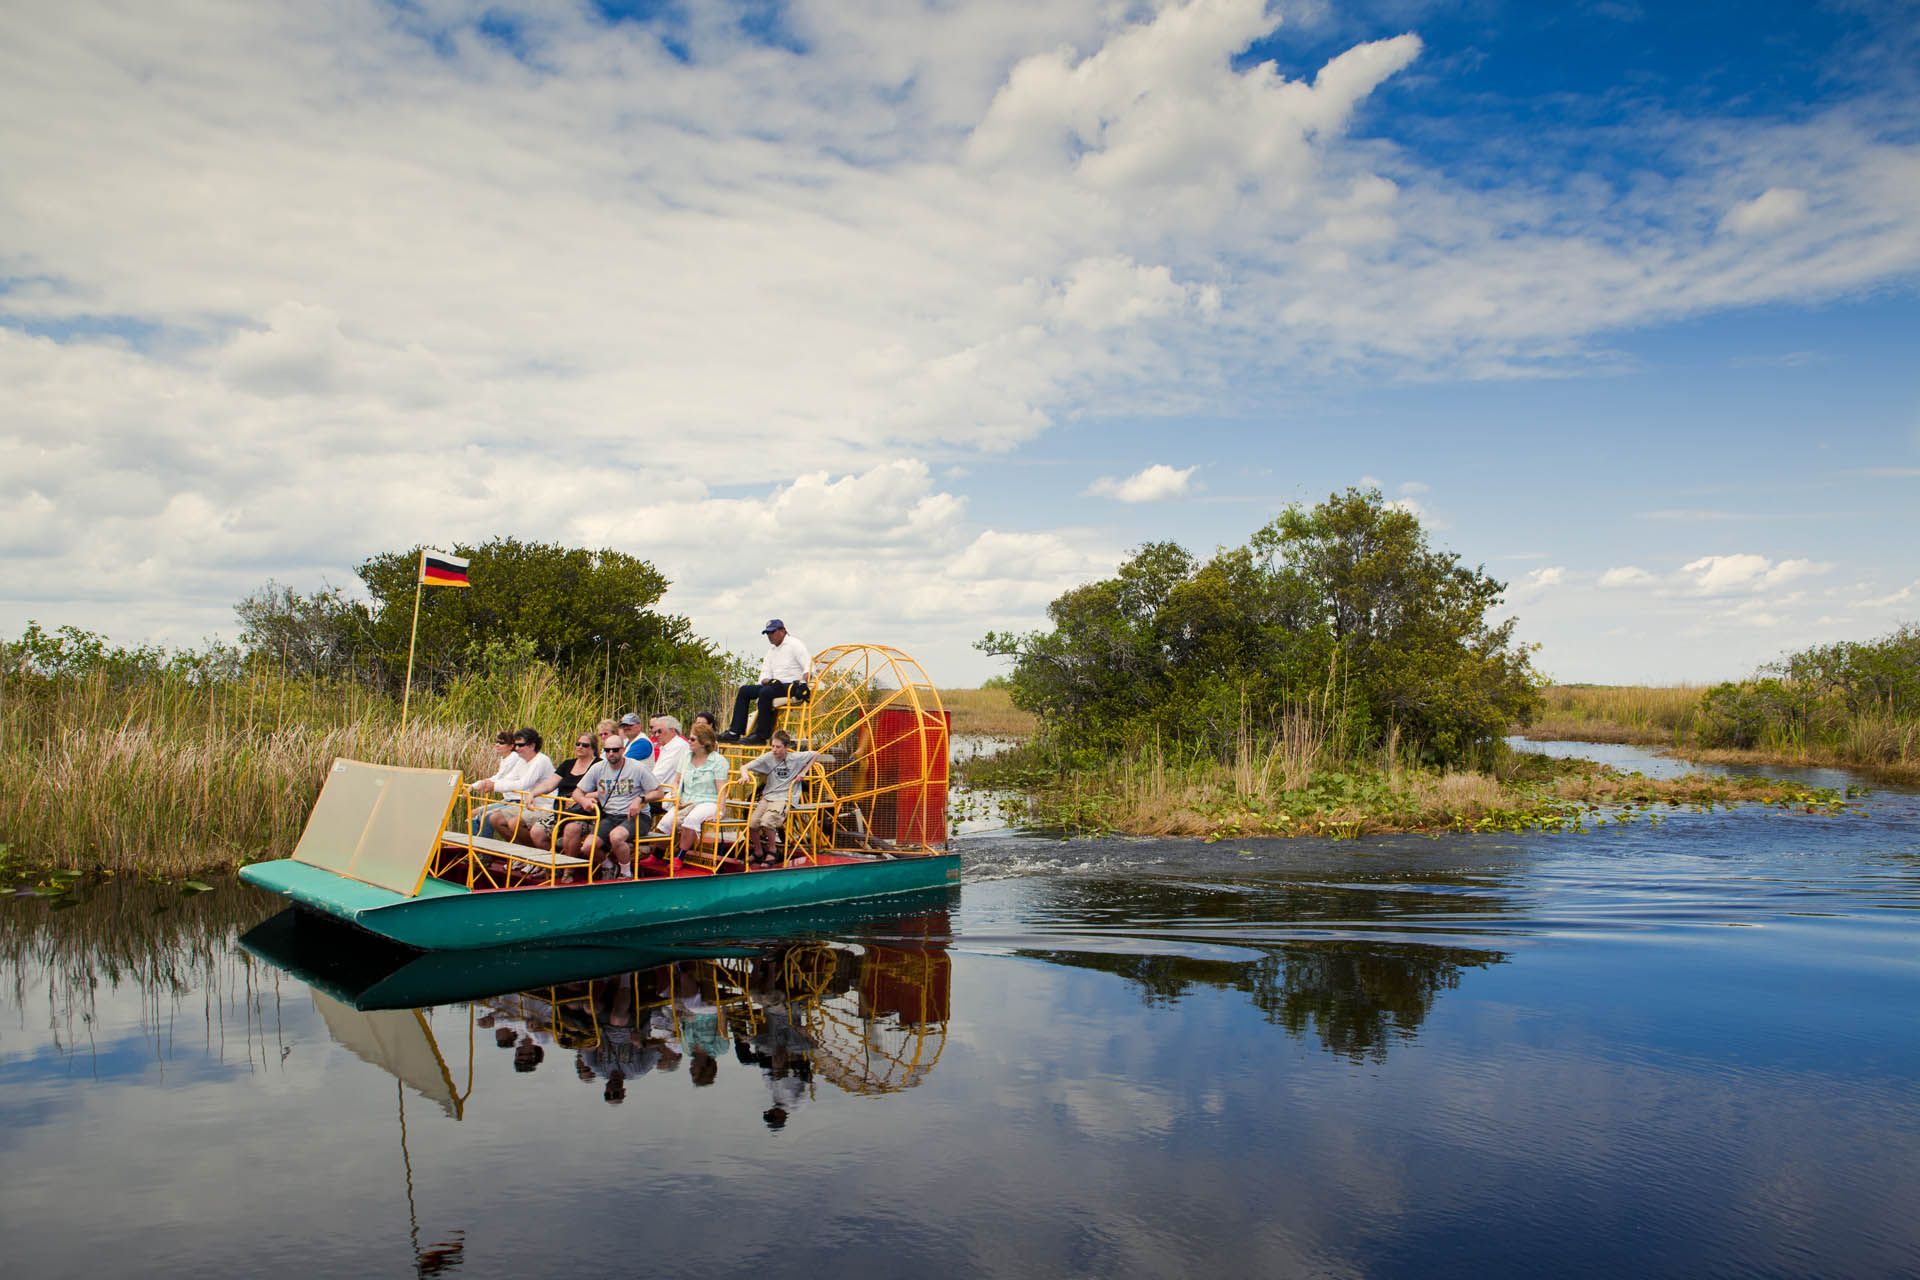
[1679,554,1831,594]
[1512,566,1565,596]
[1599,566,1657,588]
[1086,463,1199,502]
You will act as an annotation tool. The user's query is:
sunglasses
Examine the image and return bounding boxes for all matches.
[575,740,594,749]
[603,745,623,755]
[513,741,533,749]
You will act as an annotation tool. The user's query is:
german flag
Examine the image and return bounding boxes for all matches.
[419,548,471,588]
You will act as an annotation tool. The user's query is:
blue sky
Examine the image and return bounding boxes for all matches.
[1,0,1915,685]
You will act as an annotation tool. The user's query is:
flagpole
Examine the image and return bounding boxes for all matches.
[401,551,424,731]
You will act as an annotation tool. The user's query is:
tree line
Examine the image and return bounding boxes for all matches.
[6,537,741,710]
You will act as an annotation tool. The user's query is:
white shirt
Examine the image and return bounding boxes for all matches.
[758,633,812,684]
[490,751,556,803]
[651,734,691,787]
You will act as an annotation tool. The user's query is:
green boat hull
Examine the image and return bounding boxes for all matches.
[238,854,963,951]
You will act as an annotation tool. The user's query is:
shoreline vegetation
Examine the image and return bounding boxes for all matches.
[962,490,1908,840]
[1523,671,1920,785]
[0,659,732,882]
[954,691,1863,840]
[3,538,747,884]
[2,501,1910,875]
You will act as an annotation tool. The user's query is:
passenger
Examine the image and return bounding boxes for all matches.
[550,731,599,800]
[648,714,691,788]
[668,724,730,859]
[739,729,824,867]
[573,734,663,878]
[465,730,516,834]
[720,619,810,745]
[618,712,655,762]
[476,728,556,844]
[525,730,599,853]
[691,710,718,734]
[689,1047,719,1087]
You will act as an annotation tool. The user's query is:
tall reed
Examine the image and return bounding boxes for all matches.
[0,660,732,874]
[1524,684,1705,743]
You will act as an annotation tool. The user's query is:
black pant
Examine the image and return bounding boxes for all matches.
[728,680,804,740]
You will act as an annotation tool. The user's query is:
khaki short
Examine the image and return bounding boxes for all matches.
[748,796,790,830]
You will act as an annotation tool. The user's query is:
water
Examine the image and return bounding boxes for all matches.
[4,743,1918,1277]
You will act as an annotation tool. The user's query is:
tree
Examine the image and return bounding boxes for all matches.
[1255,489,1538,758]
[353,538,717,694]
[234,581,376,682]
[981,489,1539,762]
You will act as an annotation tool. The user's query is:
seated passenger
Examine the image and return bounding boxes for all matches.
[720,620,809,745]
[740,730,824,867]
[464,730,516,833]
[476,728,556,844]
[648,714,690,788]
[668,724,730,859]
[572,734,663,878]
[524,730,599,853]
[619,712,654,762]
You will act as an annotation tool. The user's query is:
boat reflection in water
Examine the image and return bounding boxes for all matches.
[239,893,956,1125]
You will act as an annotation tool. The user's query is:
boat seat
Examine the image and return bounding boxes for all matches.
[434,828,593,888]
[743,681,811,740]
[679,776,755,873]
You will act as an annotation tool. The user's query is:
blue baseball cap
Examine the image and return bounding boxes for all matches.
[762,618,786,634]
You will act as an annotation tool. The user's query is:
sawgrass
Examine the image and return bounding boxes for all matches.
[938,686,1038,738]
[1518,683,1919,782]
[963,719,1856,841]
[0,662,731,876]
[1520,684,1706,744]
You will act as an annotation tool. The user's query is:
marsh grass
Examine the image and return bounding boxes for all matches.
[938,686,1038,738]
[1521,684,1706,744]
[1,662,731,875]
[964,711,1856,841]
[1518,683,1920,782]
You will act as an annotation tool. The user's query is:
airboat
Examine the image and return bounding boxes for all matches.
[238,644,959,950]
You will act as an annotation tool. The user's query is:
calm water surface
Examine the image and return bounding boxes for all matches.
[4,743,1917,1278]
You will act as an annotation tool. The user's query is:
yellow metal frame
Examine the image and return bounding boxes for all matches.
[789,644,949,856]
[414,644,947,892]
[434,784,686,887]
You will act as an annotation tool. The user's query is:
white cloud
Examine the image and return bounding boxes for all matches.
[1513,566,1565,595]
[1759,558,1826,588]
[1720,187,1810,235]
[1397,480,1429,496]
[1680,554,1770,593]
[1599,566,1656,588]
[1675,554,1833,594]
[1087,463,1199,502]
[1859,579,1919,608]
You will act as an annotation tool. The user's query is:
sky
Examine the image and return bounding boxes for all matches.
[3,0,1917,686]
